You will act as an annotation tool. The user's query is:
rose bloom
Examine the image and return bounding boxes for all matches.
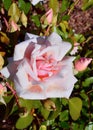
[1,32,77,99]
[74,57,92,72]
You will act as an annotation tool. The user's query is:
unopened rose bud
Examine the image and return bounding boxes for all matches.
[10,20,20,32]
[74,57,92,71]
[45,9,53,24]
[41,8,53,25]
[42,99,56,111]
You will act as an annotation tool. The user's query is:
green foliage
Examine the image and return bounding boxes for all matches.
[82,77,93,87]
[39,125,47,130]
[31,15,41,27]
[69,97,82,120]
[8,3,20,22]
[41,107,50,120]
[49,0,59,14]
[74,34,86,43]
[18,0,31,14]
[71,122,84,130]
[59,110,69,121]
[82,0,93,10]
[19,98,42,111]
[61,0,70,12]
[16,114,33,129]
[48,99,62,120]
[2,0,12,10]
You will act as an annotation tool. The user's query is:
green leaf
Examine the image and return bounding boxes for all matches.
[62,15,70,21]
[4,95,13,104]
[41,107,50,120]
[61,0,70,12]
[61,98,68,106]
[39,125,47,130]
[31,15,41,27]
[8,3,20,22]
[59,110,69,121]
[2,0,12,10]
[60,122,70,129]
[49,0,59,14]
[60,22,66,33]
[48,99,61,120]
[74,34,85,43]
[80,92,88,101]
[16,114,33,129]
[82,0,93,10]
[82,77,93,87]
[18,0,31,14]
[71,123,84,130]
[42,119,54,126]
[20,11,27,27]
[19,98,42,111]
[69,97,82,120]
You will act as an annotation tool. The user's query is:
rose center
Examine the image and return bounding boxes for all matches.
[36,54,61,80]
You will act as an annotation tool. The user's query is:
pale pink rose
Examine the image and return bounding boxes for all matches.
[45,9,53,24]
[1,32,77,99]
[74,57,92,71]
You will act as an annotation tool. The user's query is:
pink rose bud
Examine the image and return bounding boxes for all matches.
[74,58,92,71]
[11,20,20,32]
[45,9,53,24]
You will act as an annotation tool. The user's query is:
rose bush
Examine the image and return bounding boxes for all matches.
[1,32,77,99]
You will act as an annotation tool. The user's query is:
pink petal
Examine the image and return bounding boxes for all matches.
[45,9,53,24]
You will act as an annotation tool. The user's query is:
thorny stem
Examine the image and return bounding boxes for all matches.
[68,0,80,15]
[87,89,93,95]
[5,82,20,108]
[82,36,93,46]
[0,73,20,108]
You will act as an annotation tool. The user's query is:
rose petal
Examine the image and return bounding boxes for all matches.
[45,9,53,24]
[47,32,72,60]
